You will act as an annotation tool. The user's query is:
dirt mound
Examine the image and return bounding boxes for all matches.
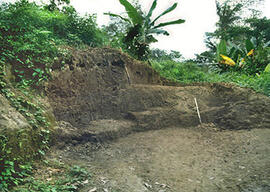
[46,47,270,144]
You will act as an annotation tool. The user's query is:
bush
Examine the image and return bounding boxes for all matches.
[151,60,208,83]
[151,59,270,96]
[0,0,107,87]
[0,1,106,190]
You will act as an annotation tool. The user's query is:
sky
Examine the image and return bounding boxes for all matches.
[2,0,270,58]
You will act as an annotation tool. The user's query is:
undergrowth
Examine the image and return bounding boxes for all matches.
[0,0,105,190]
[151,60,270,96]
[13,160,91,192]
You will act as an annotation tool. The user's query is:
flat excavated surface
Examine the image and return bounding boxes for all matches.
[51,124,270,192]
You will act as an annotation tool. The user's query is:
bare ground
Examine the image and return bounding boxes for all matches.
[43,48,270,192]
[48,124,270,192]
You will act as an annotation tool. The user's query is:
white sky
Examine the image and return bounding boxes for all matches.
[1,0,270,58]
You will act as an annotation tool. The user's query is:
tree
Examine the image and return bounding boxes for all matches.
[214,1,243,41]
[245,17,270,44]
[105,0,185,60]
[199,0,267,65]
[45,0,70,11]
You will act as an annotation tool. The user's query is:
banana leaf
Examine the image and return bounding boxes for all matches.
[250,36,257,47]
[148,28,169,35]
[146,0,157,20]
[245,39,254,52]
[119,0,143,25]
[153,19,185,29]
[216,39,227,61]
[104,12,131,24]
[151,3,178,25]
[145,35,158,43]
[228,46,236,59]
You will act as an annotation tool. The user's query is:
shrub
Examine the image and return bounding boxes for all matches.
[151,60,208,83]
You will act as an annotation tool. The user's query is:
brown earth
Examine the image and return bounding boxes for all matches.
[44,47,270,192]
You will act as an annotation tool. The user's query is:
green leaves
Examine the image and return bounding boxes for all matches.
[153,19,185,29]
[109,0,185,60]
[119,0,143,25]
[265,64,270,73]
[146,0,157,20]
[217,39,227,62]
[148,28,169,36]
[245,39,254,52]
[104,12,131,24]
[151,2,178,25]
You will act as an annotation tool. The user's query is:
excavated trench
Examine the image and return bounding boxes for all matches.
[45,48,270,192]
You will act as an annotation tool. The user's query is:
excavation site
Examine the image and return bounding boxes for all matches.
[44,48,270,192]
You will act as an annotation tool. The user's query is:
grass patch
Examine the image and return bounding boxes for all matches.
[151,59,270,96]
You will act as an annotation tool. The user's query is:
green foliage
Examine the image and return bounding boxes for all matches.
[0,1,61,87]
[0,0,106,88]
[119,0,143,25]
[217,72,270,97]
[265,64,270,73]
[215,37,270,74]
[149,49,182,61]
[151,60,208,83]
[45,0,70,11]
[106,0,185,60]
[151,59,270,96]
[215,1,242,41]
[0,124,50,190]
[0,159,33,191]
[13,163,91,192]
[246,17,270,44]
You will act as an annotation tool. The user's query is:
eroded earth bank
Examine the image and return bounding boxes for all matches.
[44,48,270,192]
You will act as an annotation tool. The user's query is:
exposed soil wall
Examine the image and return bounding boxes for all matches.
[45,47,270,144]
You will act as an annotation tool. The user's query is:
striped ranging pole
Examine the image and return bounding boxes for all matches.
[194,98,202,124]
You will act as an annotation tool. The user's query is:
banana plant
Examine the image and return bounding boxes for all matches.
[217,39,254,67]
[105,0,185,60]
[216,37,270,74]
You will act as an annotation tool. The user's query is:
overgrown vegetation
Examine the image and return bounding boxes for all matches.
[13,160,91,192]
[0,0,106,191]
[151,60,270,96]
[196,0,270,74]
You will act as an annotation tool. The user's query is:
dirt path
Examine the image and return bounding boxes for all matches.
[49,124,270,192]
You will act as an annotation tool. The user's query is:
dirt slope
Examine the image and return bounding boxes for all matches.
[45,47,270,191]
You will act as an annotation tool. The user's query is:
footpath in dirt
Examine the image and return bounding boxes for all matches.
[44,48,270,192]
